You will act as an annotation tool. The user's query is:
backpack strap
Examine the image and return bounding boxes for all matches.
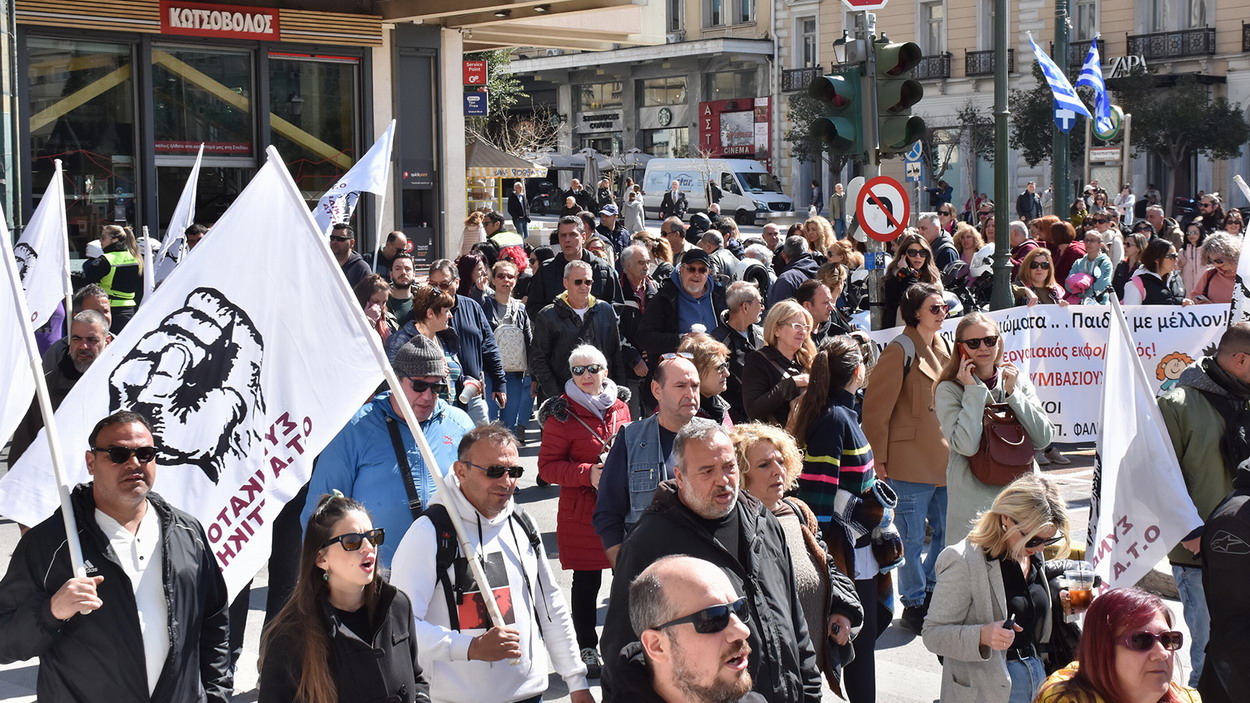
[422,504,463,631]
[891,333,917,378]
[385,416,424,520]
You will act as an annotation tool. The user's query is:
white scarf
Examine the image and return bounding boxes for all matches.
[564,377,618,420]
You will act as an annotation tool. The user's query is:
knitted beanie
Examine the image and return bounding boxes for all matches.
[393,335,447,378]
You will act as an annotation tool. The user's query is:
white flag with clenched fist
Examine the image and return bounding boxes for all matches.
[15,159,70,330]
[0,147,385,597]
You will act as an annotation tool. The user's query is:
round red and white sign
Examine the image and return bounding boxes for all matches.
[855,176,911,242]
[841,0,890,10]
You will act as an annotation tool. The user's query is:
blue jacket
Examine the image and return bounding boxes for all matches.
[301,394,473,565]
[386,295,505,389]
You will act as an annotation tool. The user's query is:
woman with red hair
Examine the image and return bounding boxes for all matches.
[1036,587,1199,703]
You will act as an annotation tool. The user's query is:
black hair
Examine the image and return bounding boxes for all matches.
[88,410,153,447]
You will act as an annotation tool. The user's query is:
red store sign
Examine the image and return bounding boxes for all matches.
[697,97,771,166]
[160,0,279,40]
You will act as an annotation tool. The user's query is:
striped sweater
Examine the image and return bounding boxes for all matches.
[798,390,876,523]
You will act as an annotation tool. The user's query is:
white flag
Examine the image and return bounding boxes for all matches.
[1089,299,1203,589]
[16,160,70,329]
[1,211,37,446]
[154,144,205,285]
[312,120,396,235]
[0,146,386,597]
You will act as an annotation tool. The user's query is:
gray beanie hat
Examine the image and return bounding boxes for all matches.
[393,335,447,378]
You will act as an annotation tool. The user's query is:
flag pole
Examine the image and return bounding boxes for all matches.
[54,160,72,339]
[141,225,155,300]
[267,146,509,631]
[373,120,397,264]
[0,206,89,586]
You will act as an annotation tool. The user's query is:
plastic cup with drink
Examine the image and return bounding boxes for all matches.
[1061,562,1096,622]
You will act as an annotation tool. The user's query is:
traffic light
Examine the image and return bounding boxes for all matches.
[807,68,865,161]
[873,39,925,157]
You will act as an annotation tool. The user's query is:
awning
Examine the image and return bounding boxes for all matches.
[466,140,547,179]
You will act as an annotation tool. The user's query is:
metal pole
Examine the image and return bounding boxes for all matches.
[1120,113,1132,195]
[1051,0,1072,216]
[1083,116,1092,187]
[861,11,887,330]
[990,0,1013,310]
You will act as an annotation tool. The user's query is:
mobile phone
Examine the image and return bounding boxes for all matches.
[959,344,970,362]
[1002,612,1016,630]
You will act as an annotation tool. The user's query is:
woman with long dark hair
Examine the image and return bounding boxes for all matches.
[883,232,942,326]
[456,253,491,306]
[1123,240,1192,306]
[260,493,430,703]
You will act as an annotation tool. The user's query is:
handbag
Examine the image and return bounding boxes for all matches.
[968,402,1035,486]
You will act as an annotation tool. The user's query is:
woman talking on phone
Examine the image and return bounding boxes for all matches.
[936,313,1053,542]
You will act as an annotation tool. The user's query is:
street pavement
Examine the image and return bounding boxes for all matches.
[0,440,1193,702]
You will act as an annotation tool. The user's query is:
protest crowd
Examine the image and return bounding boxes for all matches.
[4,167,1250,703]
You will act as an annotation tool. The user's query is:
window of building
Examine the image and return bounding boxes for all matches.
[153,47,254,157]
[642,127,690,158]
[668,0,683,32]
[269,54,360,203]
[919,1,945,55]
[640,76,688,107]
[1073,0,1097,40]
[27,37,137,254]
[704,71,757,101]
[577,82,623,111]
[707,0,725,27]
[980,0,995,50]
[796,17,818,67]
[737,0,755,24]
[1185,0,1209,29]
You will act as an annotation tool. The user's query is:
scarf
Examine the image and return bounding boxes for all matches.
[1201,356,1250,478]
[565,377,618,420]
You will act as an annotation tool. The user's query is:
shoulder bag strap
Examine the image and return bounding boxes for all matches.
[385,416,424,520]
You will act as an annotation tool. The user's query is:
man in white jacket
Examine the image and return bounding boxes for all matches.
[392,424,593,703]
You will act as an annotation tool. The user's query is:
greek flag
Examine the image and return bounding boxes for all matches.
[1075,36,1114,135]
[1027,33,1091,133]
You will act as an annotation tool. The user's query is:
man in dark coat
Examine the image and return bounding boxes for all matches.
[711,281,763,423]
[766,236,819,307]
[566,178,595,212]
[600,419,823,703]
[1015,181,1042,222]
[526,216,621,317]
[531,259,625,398]
[330,223,372,288]
[1200,464,1250,703]
[507,180,531,239]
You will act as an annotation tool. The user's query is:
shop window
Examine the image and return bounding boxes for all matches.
[640,76,687,107]
[27,37,137,255]
[642,128,690,158]
[269,54,360,202]
[153,47,253,158]
[577,82,623,112]
[704,71,757,101]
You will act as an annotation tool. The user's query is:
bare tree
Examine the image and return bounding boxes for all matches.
[468,103,565,158]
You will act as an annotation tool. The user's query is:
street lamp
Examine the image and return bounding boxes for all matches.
[833,30,849,65]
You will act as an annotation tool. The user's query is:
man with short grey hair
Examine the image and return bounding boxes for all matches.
[767,235,817,307]
[1008,219,1037,277]
[1016,181,1042,221]
[660,216,691,258]
[531,259,624,398]
[1147,204,1184,248]
[918,212,958,271]
[711,281,763,422]
[700,230,740,280]
[600,418,827,703]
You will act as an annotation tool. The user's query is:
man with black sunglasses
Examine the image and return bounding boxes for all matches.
[0,410,231,703]
[329,223,372,289]
[600,419,821,703]
[531,259,625,400]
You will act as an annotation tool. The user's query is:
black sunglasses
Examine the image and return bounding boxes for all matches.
[1024,533,1064,549]
[960,335,999,350]
[329,235,352,242]
[1089,218,1107,224]
[939,210,953,216]
[1117,630,1184,652]
[464,461,524,479]
[1165,252,1180,260]
[1029,260,1051,270]
[572,364,604,376]
[91,446,157,464]
[568,278,593,287]
[927,303,947,316]
[322,527,385,552]
[408,378,448,395]
[654,596,751,634]
[905,248,929,258]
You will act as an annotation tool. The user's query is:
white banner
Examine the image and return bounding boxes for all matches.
[1088,301,1202,588]
[17,160,69,330]
[154,143,204,285]
[1,212,37,446]
[866,304,1227,442]
[312,120,396,236]
[0,147,386,597]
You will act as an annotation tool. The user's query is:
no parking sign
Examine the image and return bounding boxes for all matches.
[855,176,910,242]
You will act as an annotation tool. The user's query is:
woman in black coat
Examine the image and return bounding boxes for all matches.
[741,300,816,428]
[260,493,430,703]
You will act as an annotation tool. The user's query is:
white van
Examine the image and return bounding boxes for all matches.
[642,158,792,225]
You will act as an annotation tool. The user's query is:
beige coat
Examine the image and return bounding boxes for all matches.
[861,325,952,485]
[922,538,1054,703]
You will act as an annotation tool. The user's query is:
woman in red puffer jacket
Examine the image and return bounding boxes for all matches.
[537,343,631,678]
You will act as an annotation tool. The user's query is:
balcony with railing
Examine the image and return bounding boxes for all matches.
[1069,40,1094,66]
[781,66,824,93]
[913,53,951,81]
[965,48,1014,77]
[1126,27,1216,59]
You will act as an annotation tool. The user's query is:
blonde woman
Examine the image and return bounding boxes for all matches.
[676,331,734,426]
[83,224,144,332]
[923,474,1071,703]
[804,215,836,260]
[741,300,815,427]
[459,211,487,257]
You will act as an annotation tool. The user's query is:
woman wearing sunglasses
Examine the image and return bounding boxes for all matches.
[1112,231,1150,301]
[677,331,735,426]
[936,314,1053,543]
[923,474,1071,703]
[743,300,816,427]
[1122,239,1193,306]
[1190,233,1241,305]
[1014,248,1068,307]
[260,493,430,703]
[537,344,631,677]
[883,232,942,327]
[1036,587,1199,703]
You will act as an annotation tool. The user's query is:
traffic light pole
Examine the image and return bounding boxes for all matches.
[989,0,1013,310]
[859,11,886,330]
[1051,0,1072,217]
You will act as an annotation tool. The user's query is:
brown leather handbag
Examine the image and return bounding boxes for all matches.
[968,403,1035,486]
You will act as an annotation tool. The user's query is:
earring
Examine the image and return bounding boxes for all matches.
[322,571,329,582]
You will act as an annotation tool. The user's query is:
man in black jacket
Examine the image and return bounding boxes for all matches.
[507,181,531,239]
[600,419,824,703]
[659,180,688,221]
[711,281,763,423]
[0,410,231,703]
[526,215,621,317]
[1015,181,1042,222]
[330,223,372,288]
[531,259,625,397]
[1201,465,1250,703]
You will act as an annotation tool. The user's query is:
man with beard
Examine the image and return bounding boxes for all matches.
[329,223,372,288]
[387,252,416,324]
[9,310,113,464]
[617,555,765,703]
[599,419,821,703]
[636,249,728,360]
[525,215,620,317]
[371,230,409,280]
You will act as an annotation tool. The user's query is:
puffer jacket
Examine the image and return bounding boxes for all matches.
[531,294,624,397]
[537,388,632,570]
[600,482,822,703]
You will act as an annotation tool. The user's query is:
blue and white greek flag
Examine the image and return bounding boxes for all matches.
[1075,36,1114,135]
[1027,33,1091,133]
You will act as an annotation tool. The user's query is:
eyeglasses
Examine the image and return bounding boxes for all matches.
[1165,252,1180,260]
[715,362,730,373]
[572,364,604,376]
[653,596,751,634]
[329,235,352,242]
[568,278,593,287]
[1117,630,1184,652]
[1029,260,1051,270]
[494,273,516,280]
[786,321,813,333]
[322,528,385,551]
[408,378,448,395]
[463,461,525,479]
[928,304,947,316]
[91,446,157,464]
[1125,241,1139,248]
[1200,201,1214,208]
[960,335,999,350]
[1212,258,1227,266]
[904,248,929,258]
[979,211,992,217]
[431,279,454,290]
[661,352,695,361]
[1024,533,1064,549]
[1089,218,1107,224]
[939,210,953,216]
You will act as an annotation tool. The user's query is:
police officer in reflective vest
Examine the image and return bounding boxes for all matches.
[83,224,144,333]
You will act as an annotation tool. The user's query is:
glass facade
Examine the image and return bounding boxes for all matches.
[576,81,622,111]
[269,55,360,203]
[642,127,689,158]
[153,47,253,156]
[639,76,686,107]
[704,71,756,102]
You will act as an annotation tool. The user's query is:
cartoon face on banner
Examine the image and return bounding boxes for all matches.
[108,287,266,484]
[13,242,36,284]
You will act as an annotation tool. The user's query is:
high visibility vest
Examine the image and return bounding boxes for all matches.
[100,250,139,307]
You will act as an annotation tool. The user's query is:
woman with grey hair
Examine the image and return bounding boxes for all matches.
[1191,232,1242,304]
[537,343,631,678]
